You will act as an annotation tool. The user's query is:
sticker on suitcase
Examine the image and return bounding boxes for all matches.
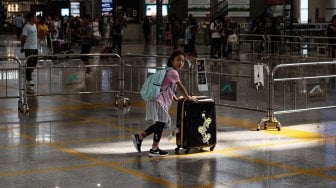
[198,112,212,144]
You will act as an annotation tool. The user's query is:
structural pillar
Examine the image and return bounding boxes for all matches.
[156,0,163,45]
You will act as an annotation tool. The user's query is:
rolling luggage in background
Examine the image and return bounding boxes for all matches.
[175,96,216,154]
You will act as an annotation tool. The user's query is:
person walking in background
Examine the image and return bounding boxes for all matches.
[37,17,49,55]
[171,15,182,50]
[132,51,197,157]
[222,16,236,58]
[142,16,151,44]
[21,12,38,94]
[164,23,172,46]
[110,11,127,56]
[15,14,24,40]
[210,17,222,59]
[185,14,198,59]
[77,14,93,74]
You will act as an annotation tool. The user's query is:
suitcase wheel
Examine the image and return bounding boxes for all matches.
[175,147,180,154]
[210,145,215,151]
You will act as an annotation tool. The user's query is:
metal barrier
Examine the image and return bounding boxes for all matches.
[2,51,335,130]
[0,55,25,112]
[119,53,269,113]
[189,57,269,112]
[21,53,121,113]
[117,53,170,97]
[258,60,336,131]
[237,34,336,62]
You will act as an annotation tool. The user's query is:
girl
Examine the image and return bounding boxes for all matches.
[132,51,197,157]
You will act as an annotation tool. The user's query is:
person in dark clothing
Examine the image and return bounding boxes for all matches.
[210,17,222,58]
[77,15,93,74]
[142,16,151,43]
[186,14,198,59]
[171,15,182,50]
[98,16,104,37]
[110,11,127,56]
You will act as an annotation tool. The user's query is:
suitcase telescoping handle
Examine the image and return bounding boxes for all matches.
[195,96,213,102]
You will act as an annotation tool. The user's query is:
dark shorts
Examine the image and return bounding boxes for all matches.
[80,44,92,61]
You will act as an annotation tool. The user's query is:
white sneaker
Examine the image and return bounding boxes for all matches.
[26,85,36,94]
[26,80,35,86]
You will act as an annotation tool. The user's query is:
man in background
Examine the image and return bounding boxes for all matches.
[21,12,38,94]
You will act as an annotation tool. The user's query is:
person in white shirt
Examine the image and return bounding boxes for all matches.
[210,17,222,58]
[21,12,38,94]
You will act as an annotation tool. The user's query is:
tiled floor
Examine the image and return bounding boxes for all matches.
[0,34,336,188]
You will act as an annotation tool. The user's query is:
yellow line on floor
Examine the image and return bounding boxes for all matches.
[1,99,332,186]
[0,163,98,177]
[8,132,184,188]
[104,162,182,188]
[230,164,336,185]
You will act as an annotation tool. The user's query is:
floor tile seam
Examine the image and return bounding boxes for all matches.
[115,136,327,165]
[221,137,327,153]
[0,163,98,177]
[216,115,324,139]
[13,111,186,187]
[130,101,329,141]
[217,150,336,184]
[229,167,336,185]
[103,163,183,188]
[232,164,336,184]
[16,130,186,187]
[57,110,139,133]
[0,135,124,150]
[0,103,330,153]
[5,120,326,176]
[5,97,334,184]
[2,103,330,155]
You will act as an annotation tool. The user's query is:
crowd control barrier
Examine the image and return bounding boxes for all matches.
[21,53,121,113]
[2,52,336,131]
[258,60,336,131]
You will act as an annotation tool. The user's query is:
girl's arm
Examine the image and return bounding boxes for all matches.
[176,81,197,101]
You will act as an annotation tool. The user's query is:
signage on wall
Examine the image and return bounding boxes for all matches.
[197,60,208,91]
[71,2,80,17]
[188,0,210,17]
[265,0,285,5]
[228,0,250,17]
[220,81,237,101]
[145,0,168,4]
[307,83,326,102]
[101,0,113,14]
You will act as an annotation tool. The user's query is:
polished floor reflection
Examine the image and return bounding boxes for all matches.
[0,34,336,188]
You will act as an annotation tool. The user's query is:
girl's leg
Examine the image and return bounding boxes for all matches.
[133,121,168,156]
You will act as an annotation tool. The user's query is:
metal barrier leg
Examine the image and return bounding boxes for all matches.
[18,63,29,114]
[257,61,281,131]
[257,108,281,131]
[18,58,29,114]
[114,57,130,107]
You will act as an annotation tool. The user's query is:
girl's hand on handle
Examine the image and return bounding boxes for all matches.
[187,96,198,102]
[177,96,185,101]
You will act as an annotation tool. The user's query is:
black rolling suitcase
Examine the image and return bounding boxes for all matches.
[175,96,216,154]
